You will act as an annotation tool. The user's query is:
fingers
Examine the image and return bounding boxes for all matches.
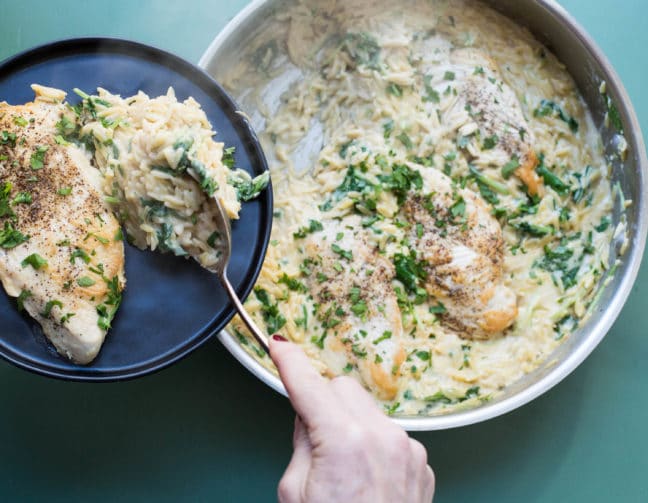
[269,336,339,426]
[423,465,436,502]
[407,438,435,502]
[329,375,386,421]
[278,415,312,503]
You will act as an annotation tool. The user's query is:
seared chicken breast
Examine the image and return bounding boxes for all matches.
[445,48,542,195]
[404,165,517,339]
[304,219,405,400]
[0,85,125,364]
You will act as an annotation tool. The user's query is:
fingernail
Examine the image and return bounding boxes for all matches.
[272,334,287,342]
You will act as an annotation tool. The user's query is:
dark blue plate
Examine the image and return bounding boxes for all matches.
[0,38,272,381]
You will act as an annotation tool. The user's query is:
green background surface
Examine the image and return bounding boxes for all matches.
[0,1,646,501]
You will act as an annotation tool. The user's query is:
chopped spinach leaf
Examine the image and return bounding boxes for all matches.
[533,99,579,132]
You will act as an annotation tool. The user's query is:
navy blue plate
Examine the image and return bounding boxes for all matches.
[0,38,272,381]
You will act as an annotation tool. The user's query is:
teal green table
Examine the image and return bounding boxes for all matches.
[1,1,646,501]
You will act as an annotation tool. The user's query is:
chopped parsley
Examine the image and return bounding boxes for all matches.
[41,299,63,318]
[372,330,392,345]
[416,350,431,361]
[1,130,17,147]
[21,253,48,270]
[76,276,96,287]
[29,145,49,170]
[350,299,368,318]
[293,219,324,238]
[0,221,29,248]
[254,288,286,334]
[482,134,499,150]
[428,302,447,314]
[278,273,307,293]
[378,164,423,204]
[422,75,440,103]
[55,115,78,141]
[331,243,353,260]
[96,275,122,330]
[12,191,32,205]
[393,251,427,295]
[321,165,374,211]
[69,248,91,264]
[57,187,72,196]
[0,182,16,219]
[16,289,32,311]
[13,116,28,127]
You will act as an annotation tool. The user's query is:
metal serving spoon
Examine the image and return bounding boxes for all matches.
[211,196,270,353]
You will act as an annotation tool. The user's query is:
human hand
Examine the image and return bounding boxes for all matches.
[269,335,435,503]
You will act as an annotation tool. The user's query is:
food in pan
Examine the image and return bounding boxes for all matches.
[226,0,627,415]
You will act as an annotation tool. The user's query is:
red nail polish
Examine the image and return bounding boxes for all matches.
[272,334,287,342]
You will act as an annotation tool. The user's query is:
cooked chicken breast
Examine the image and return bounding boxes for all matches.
[0,85,125,364]
[404,165,517,339]
[304,219,405,400]
[445,48,542,195]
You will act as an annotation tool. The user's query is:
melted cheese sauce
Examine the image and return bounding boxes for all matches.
[223,0,622,416]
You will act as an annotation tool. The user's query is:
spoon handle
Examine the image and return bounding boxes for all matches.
[220,273,270,353]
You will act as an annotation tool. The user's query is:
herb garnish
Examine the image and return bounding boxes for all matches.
[0,221,29,248]
[341,32,381,70]
[21,253,48,270]
[254,288,286,333]
[293,219,324,238]
[12,191,32,205]
[70,248,91,264]
[76,276,96,287]
[278,273,307,293]
[41,299,63,318]
[16,289,32,311]
[533,99,579,133]
[29,145,49,170]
